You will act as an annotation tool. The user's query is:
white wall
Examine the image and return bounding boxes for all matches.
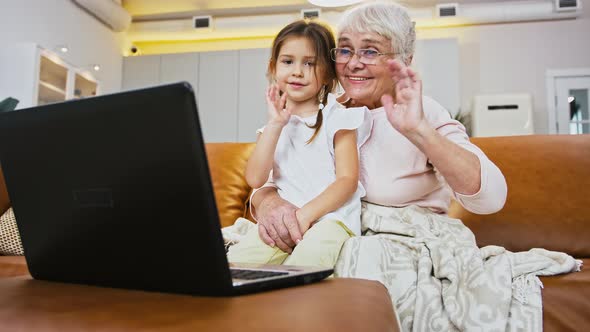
[0,0,124,94]
[414,38,461,117]
[418,0,590,134]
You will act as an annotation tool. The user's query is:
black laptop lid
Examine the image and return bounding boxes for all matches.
[0,82,234,296]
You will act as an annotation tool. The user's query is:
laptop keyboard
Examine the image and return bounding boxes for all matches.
[230,268,289,280]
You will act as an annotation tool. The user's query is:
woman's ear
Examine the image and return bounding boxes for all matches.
[406,55,414,66]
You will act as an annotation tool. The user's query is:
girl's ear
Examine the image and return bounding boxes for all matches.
[267,59,276,80]
[267,70,276,84]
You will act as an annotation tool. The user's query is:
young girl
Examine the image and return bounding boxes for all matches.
[227,20,371,269]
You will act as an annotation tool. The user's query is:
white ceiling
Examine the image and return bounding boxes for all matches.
[122,0,513,21]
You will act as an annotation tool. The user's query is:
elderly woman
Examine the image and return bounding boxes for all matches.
[248,2,581,331]
[251,1,506,252]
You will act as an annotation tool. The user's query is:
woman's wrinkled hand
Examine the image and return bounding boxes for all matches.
[256,193,302,253]
[381,59,428,136]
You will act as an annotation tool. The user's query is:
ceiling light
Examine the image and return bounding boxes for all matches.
[56,45,69,53]
[307,0,364,7]
[92,64,101,71]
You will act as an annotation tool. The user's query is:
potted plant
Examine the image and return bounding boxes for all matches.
[0,97,19,113]
[451,109,472,137]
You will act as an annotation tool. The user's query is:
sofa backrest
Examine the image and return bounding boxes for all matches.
[449,135,590,258]
[2,136,588,258]
[205,143,255,228]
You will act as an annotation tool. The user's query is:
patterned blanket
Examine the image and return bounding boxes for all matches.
[223,204,582,331]
[334,203,582,332]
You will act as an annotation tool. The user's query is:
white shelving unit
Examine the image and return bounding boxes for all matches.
[0,43,100,110]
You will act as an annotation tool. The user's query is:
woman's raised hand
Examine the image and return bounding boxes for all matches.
[266,85,291,128]
[381,59,427,136]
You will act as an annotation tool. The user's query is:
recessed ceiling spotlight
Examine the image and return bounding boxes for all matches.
[307,0,364,7]
[57,45,69,53]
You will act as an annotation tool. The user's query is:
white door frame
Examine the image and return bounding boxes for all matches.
[546,68,590,134]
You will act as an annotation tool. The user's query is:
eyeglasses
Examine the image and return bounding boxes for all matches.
[330,48,396,65]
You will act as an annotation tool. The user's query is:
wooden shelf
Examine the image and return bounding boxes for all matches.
[38,81,66,105]
[74,73,98,99]
[0,44,100,109]
[39,80,66,95]
[39,55,67,91]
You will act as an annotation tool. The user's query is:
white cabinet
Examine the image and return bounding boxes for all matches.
[122,53,199,93]
[122,49,269,143]
[238,48,270,142]
[160,53,199,94]
[198,51,239,143]
[122,55,160,91]
[0,43,99,110]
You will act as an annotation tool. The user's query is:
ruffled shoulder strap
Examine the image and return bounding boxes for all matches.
[323,96,373,153]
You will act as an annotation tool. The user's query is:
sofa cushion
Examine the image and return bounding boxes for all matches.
[540,258,590,331]
[0,208,23,255]
[449,135,590,257]
[205,143,255,228]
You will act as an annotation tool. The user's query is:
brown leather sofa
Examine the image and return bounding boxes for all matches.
[1,135,589,331]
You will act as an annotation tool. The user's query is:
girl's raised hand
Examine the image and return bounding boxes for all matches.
[266,85,291,128]
[381,59,427,136]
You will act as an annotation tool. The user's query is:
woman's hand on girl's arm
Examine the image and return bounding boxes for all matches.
[251,187,301,253]
[296,129,359,233]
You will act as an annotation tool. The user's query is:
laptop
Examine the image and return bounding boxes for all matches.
[0,82,332,296]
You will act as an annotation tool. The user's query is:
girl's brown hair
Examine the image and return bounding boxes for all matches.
[267,19,337,143]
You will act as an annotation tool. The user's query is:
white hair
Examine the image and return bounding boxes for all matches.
[337,1,416,65]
